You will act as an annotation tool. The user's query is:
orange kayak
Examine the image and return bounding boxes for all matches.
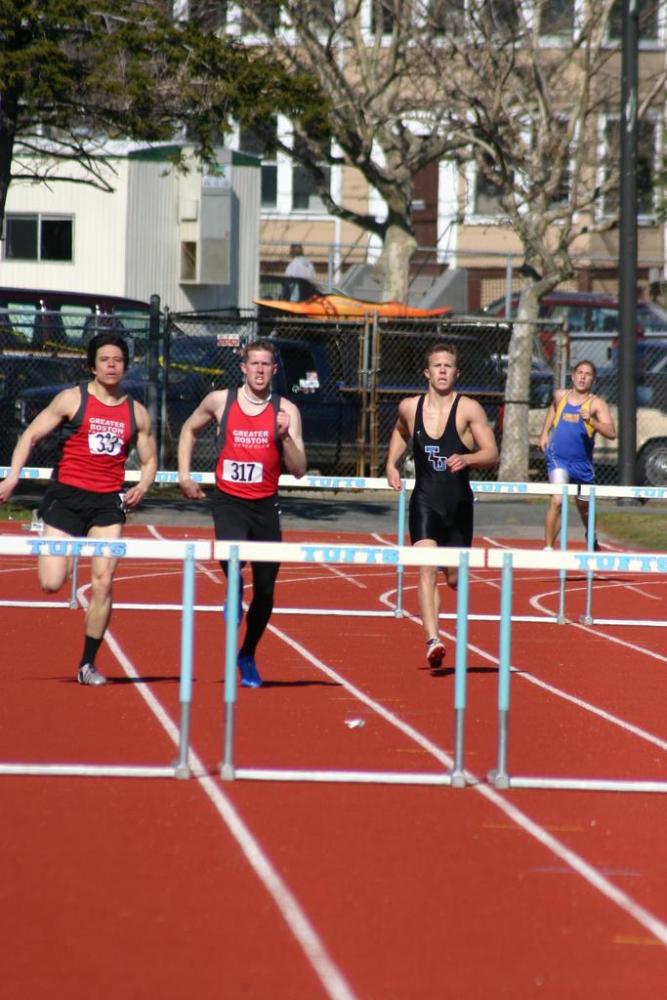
[255,294,452,319]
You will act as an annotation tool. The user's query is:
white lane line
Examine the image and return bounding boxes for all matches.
[474,781,667,947]
[263,609,667,948]
[321,562,367,589]
[76,575,358,1000]
[146,523,222,585]
[527,581,667,668]
[106,526,667,959]
[385,580,667,753]
[481,535,505,547]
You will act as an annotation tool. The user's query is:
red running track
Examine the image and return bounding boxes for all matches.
[1,521,667,998]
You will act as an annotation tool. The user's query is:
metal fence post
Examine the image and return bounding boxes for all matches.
[147,294,162,460]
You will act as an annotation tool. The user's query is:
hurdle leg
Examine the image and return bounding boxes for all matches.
[394,482,407,617]
[451,551,469,787]
[489,552,513,789]
[580,486,596,625]
[220,546,241,780]
[175,544,197,779]
[557,485,569,624]
[69,554,80,609]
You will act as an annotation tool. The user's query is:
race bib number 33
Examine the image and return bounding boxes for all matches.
[89,431,122,456]
[222,460,264,484]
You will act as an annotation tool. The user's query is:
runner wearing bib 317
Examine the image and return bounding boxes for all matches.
[178,339,307,689]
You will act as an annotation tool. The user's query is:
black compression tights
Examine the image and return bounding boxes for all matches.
[221,560,279,658]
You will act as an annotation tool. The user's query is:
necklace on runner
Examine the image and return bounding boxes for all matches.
[242,385,272,405]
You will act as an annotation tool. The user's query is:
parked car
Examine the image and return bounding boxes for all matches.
[0,287,151,350]
[483,290,667,369]
[0,352,88,463]
[494,353,554,409]
[0,291,154,465]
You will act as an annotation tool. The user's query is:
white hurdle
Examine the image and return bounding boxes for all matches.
[579,484,667,627]
[4,466,640,629]
[1,467,580,624]
[486,547,667,794]
[0,535,211,780]
[213,539,485,786]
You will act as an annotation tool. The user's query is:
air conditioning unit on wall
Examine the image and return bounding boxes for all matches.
[178,158,231,285]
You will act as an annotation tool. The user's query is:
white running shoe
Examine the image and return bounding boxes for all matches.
[77,663,107,686]
[426,637,446,668]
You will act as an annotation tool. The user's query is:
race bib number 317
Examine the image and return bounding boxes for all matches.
[222,460,264,484]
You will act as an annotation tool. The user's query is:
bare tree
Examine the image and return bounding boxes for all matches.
[414,0,666,478]
[226,0,666,478]
[229,0,474,300]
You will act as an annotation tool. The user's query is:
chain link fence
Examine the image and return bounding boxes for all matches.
[3,304,667,487]
[166,312,523,477]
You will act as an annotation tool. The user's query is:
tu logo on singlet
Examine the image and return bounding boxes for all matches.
[425,445,448,471]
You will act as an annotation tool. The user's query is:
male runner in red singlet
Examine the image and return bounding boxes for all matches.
[386,343,498,670]
[538,359,616,550]
[177,338,307,688]
[0,333,157,685]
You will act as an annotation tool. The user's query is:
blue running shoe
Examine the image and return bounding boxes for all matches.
[238,653,262,688]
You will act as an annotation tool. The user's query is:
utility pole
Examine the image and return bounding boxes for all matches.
[618,0,638,486]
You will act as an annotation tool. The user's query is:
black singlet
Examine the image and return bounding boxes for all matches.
[409,393,474,547]
[412,394,473,513]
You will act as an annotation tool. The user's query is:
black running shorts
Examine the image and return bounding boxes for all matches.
[408,493,473,548]
[39,482,126,536]
[211,490,281,543]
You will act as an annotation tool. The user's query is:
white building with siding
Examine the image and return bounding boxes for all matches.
[0,143,261,313]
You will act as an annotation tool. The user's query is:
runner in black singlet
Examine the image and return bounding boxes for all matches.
[386,342,498,670]
[409,393,474,550]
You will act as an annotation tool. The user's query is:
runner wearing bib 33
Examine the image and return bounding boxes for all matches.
[0,333,157,686]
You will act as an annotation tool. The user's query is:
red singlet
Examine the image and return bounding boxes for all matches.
[55,383,136,493]
[215,391,282,499]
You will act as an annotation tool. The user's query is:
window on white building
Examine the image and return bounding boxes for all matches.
[4,215,73,262]
[311,0,336,30]
[430,0,466,35]
[241,1,279,34]
[602,117,658,218]
[473,153,505,215]
[186,0,228,29]
[239,120,278,207]
[370,0,394,34]
[291,135,331,212]
[480,0,520,37]
[538,0,574,38]
[608,0,660,42]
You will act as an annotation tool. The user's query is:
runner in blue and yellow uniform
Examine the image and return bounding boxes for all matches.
[538,360,616,550]
[386,342,498,670]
